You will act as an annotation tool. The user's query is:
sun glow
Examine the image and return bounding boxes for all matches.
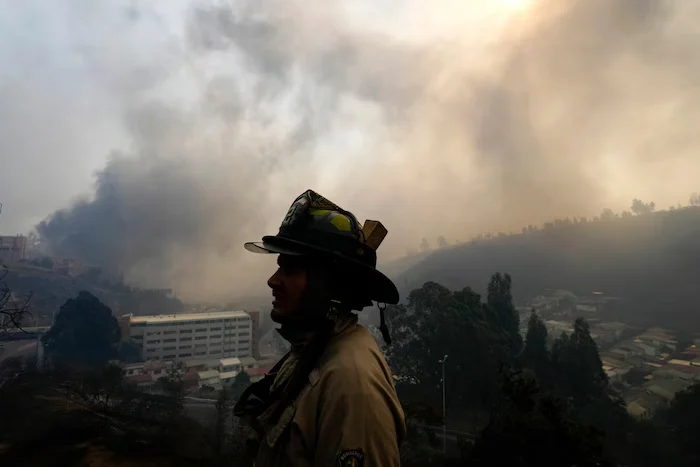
[499,0,534,12]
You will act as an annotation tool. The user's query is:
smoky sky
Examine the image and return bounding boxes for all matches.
[6,0,700,302]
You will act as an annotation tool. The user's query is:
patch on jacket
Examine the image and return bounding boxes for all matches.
[337,449,364,467]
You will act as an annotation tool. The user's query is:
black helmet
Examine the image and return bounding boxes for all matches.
[244,189,399,305]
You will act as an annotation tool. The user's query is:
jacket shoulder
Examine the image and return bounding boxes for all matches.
[316,324,394,387]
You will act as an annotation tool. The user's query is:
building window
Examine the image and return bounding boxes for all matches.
[179,353,191,358]
[195,351,206,356]
[146,339,161,345]
[132,323,146,328]
[147,331,160,336]
[132,335,143,340]
[238,332,249,336]
[195,328,207,333]
[210,342,221,347]
[179,345,192,350]
[164,330,176,335]
[195,336,207,340]
[210,327,222,331]
[211,335,222,339]
[163,355,176,359]
[195,343,207,348]
[164,338,176,343]
[146,348,156,353]
[180,337,192,342]
[209,350,219,355]
[239,339,250,344]
[164,346,176,351]
[179,329,192,334]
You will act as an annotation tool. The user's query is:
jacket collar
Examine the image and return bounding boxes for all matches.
[276,312,359,353]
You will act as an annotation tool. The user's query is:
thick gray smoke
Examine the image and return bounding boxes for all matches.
[29,0,700,301]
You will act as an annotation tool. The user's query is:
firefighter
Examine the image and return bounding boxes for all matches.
[234,189,405,467]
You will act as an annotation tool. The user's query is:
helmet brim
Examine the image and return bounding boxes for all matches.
[244,236,399,305]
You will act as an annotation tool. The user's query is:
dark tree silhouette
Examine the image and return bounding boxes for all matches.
[230,370,251,398]
[214,388,232,457]
[631,198,656,215]
[387,280,514,413]
[469,371,611,467]
[487,273,522,354]
[689,192,700,206]
[0,267,31,338]
[521,310,550,384]
[117,338,143,363]
[419,237,431,252]
[663,383,700,466]
[600,208,616,221]
[41,291,121,369]
[551,318,608,407]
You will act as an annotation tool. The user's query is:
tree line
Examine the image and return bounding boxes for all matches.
[386,274,700,466]
[412,195,700,254]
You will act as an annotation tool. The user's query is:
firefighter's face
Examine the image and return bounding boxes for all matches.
[267,254,310,323]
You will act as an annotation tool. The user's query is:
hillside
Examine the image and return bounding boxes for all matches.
[398,207,700,329]
[2,263,184,325]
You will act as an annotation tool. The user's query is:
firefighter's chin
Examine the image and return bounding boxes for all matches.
[271,300,289,323]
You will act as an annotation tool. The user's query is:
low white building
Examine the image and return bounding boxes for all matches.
[198,369,222,389]
[126,311,253,363]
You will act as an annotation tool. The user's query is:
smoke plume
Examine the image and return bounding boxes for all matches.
[24,0,700,301]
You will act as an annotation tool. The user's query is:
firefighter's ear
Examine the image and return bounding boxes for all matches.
[361,220,387,251]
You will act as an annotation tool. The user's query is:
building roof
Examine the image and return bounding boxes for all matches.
[182,370,200,381]
[627,401,648,418]
[601,356,629,369]
[644,379,690,401]
[122,362,145,370]
[143,361,168,372]
[219,357,242,367]
[665,363,700,375]
[126,373,153,383]
[131,310,249,324]
[219,371,238,380]
[197,370,220,380]
[239,357,258,366]
[668,359,692,366]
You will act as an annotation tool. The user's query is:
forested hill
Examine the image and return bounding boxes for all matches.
[397,206,700,329]
[3,262,184,324]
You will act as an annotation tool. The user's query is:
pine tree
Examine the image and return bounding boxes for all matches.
[551,318,608,406]
[522,310,550,383]
[487,273,522,354]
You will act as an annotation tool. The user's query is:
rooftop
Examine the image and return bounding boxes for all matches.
[240,357,257,366]
[644,379,690,401]
[130,310,249,324]
[126,373,153,383]
[197,370,220,380]
[219,357,242,366]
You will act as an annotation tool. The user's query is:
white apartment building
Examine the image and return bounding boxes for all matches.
[127,311,253,363]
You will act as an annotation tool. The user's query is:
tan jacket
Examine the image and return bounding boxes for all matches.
[252,320,406,467]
